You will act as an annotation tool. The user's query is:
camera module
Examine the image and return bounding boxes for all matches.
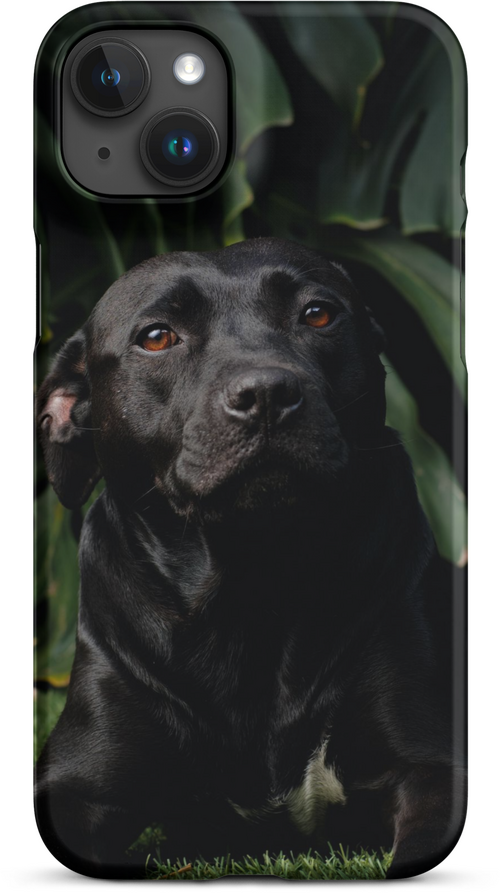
[140,108,220,186]
[71,38,150,117]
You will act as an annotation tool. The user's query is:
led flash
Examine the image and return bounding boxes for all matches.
[173,53,205,85]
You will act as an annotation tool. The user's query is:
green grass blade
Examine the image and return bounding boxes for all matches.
[222,160,254,246]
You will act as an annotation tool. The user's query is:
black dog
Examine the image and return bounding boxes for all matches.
[35,238,465,879]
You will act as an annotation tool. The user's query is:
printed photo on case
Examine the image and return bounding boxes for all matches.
[34,2,467,880]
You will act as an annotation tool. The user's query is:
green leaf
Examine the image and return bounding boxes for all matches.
[384,360,466,566]
[188,2,293,154]
[137,199,171,257]
[280,2,383,125]
[34,689,67,762]
[221,160,254,245]
[35,482,105,683]
[336,228,465,400]
[316,131,398,229]
[400,39,460,235]
[35,488,80,683]
[317,31,466,234]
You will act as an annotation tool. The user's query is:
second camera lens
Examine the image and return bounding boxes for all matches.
[140,108,220,186]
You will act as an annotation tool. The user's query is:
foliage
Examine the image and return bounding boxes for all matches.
[33,688,66,762]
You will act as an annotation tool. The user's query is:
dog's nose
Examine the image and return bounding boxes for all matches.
[222,368,303,426]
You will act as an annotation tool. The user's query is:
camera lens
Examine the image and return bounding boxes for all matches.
[71,39,150,117]
[140,108,220,186]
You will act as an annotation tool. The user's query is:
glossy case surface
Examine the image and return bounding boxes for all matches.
[34,2,467,880]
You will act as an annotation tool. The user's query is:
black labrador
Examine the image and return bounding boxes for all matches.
[35,237,465,879]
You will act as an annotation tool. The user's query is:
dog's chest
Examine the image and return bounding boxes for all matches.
[229,741,347,835]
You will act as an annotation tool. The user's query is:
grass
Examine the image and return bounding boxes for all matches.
[145,848,392,880]
[35,692,393,879]
[131,828,392,880]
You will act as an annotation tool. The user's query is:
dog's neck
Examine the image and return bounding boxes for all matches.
[83,427,434,627]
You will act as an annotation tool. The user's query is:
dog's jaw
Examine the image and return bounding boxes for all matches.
[155,448,350,524]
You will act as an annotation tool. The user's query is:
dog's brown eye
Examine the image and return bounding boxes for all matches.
[139,327,180,351]
[301,304,334,329]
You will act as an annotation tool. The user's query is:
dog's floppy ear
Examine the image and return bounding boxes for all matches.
[330,261,386,355]
[36,330,101,509]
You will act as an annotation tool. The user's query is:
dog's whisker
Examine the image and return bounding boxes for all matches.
[318,375,371,417]
[354,438,415,451]
[332,391,370,414]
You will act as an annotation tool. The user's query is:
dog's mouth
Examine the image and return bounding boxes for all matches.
[157,439,349,521]
[215,459,300,507]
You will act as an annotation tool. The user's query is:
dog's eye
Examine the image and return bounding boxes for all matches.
[138,326,180,352]
[300,303,335,329]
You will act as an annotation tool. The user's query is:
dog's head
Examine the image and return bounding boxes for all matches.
[37,238,386,520]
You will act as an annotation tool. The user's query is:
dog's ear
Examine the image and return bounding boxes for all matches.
[330,261,386,355]
[36,330,101,509]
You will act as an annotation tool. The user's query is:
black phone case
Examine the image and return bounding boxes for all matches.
[34,2,467,880]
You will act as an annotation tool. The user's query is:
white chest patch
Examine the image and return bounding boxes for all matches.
[229,740,347,835]
[285,741,347,835]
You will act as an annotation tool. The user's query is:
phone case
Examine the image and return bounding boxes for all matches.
[34,2,467,880]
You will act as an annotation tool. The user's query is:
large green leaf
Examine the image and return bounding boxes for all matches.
[280,2,383,125]
[400,40,458,235]
[316,128,404,229]
[296,23,464,234]
[384,359,466,566]
[188,2,293,154]
[336,229,465,399]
